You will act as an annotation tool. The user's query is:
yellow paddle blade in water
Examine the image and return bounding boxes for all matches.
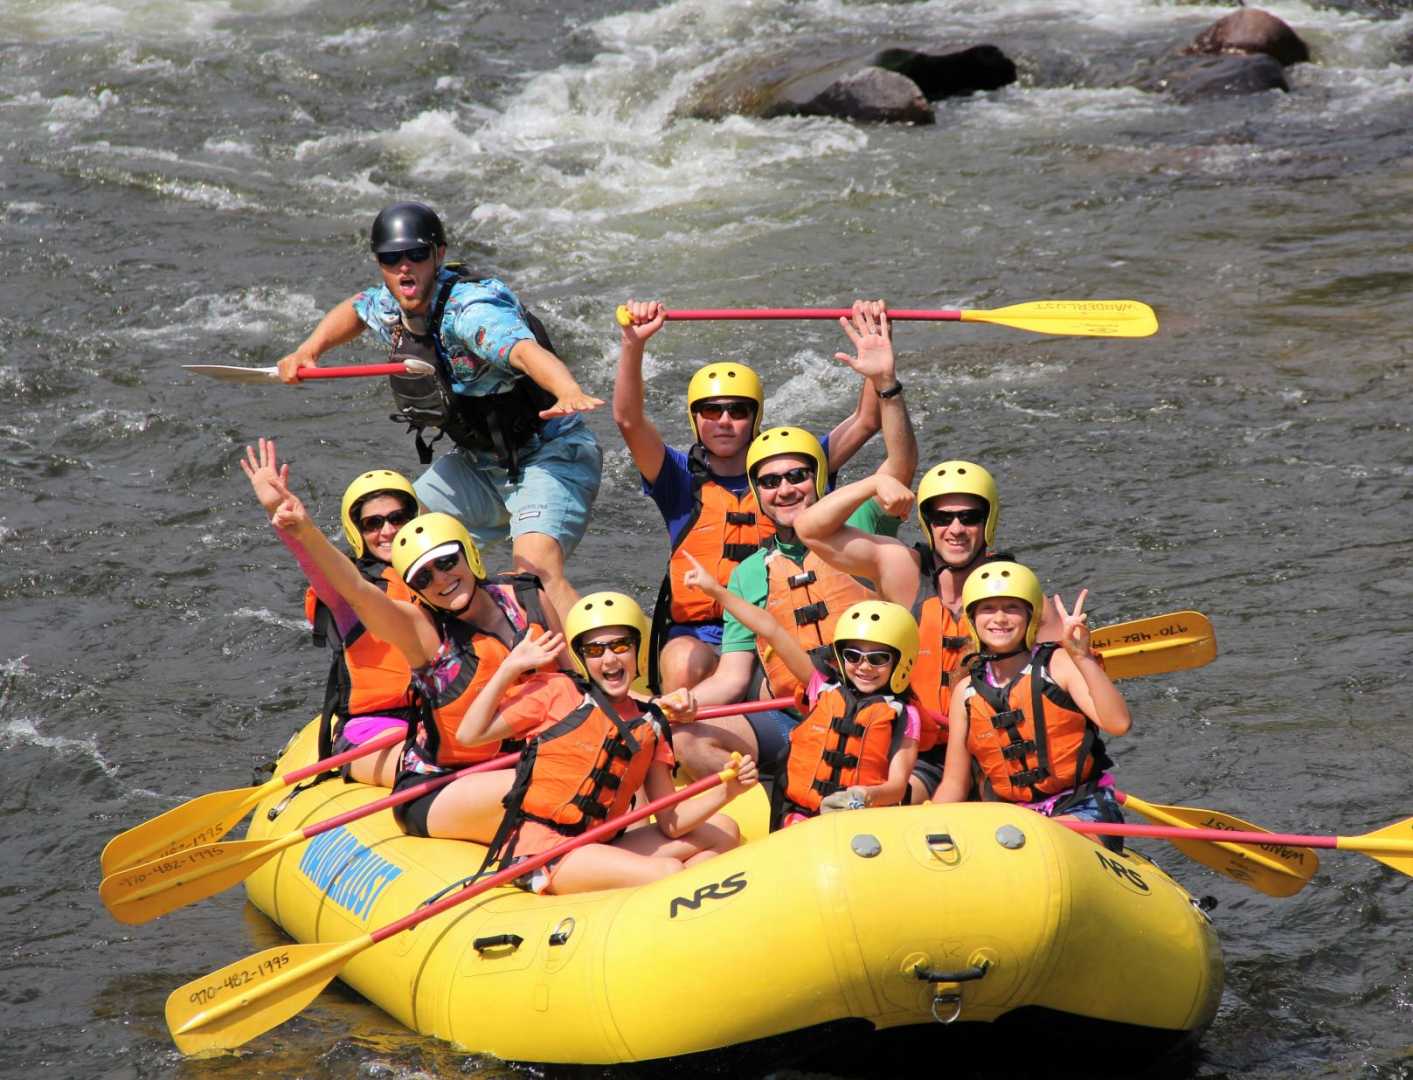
[960,299,1158,338]
[1092,611,1217,680]
[1122,793,1318,898]
[100,782,272,877]
[100,836,291,925]
[167,938,369,1055]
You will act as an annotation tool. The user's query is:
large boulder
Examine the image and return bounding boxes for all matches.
[677,42,1016,124]
[1184,8,1310,66]
[769,65,934,124]
[1140,52,1290,101]
[872,45,1017,99]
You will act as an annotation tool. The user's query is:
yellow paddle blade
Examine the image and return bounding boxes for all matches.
[101,781,271,876]
[1092,611,1216,680]
[100,837,287,925]
[1339,817,1413,877]
[1124,794,1317,898]
[959,300,1158,338]
[167,937,368,1055]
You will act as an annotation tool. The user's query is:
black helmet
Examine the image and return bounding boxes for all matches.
[369,202,446,253]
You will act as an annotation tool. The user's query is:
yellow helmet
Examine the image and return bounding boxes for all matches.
[916,460,999,547]
[564,591,652,694]
[686,362,764,441]
[746,426,828,504]
[340,469,418,558]
[961,561,1044,651]
[390,512,487,590]
[832,600,920,695]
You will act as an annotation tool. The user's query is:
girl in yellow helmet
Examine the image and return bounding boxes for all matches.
[932,562,1132,840]
[242,440,419,787]
[682,555,919,827]
[454,592,757,894]
[249,439,567,844]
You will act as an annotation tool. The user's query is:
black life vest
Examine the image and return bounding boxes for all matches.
[386,264,559,476]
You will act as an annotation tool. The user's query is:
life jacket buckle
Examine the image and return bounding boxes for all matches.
[787,570,817,589]
[1000,739,1037,761]
[794,601,828,626]
[725,511,757,525]
[990,709,1023,731]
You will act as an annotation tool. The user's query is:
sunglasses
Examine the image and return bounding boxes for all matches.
[841,647,895,667]
[755,466,814,490]
[693,401,754,422]
[359,508,414,534]
[408,552,461,591]
[578,636,635,659]
[924,507,987,528]
[375,245,433,267]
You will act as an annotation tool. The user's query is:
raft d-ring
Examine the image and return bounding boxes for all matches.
[924,832,960,864]
[930,991,963,1025]
[913,959,989,1025]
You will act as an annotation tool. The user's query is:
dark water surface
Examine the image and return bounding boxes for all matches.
[2,0,1411,1076]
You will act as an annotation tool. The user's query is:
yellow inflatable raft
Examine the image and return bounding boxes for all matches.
[242,720,1221,1068]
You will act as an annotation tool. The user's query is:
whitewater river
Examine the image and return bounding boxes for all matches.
[2,0,1411,1076]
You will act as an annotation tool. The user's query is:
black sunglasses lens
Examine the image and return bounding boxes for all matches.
[377,245,432,267]
[434,553,459,572]
[928,508,985,527]
[360,509,412,532]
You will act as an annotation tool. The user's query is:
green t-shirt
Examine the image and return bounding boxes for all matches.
[720,498,901,654]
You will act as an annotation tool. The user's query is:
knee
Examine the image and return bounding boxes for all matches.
[660,638,718,691]
[709,814,742,851]
[648,855,685,881]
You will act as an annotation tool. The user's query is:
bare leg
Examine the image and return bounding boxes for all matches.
[658,635,719,693]
[672,714,758,780]
[348,744,402,788]
[512,531,578,620]
[545,843,682,894]
[422,769,517,843]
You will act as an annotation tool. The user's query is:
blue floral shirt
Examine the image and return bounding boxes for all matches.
[352,270,536,397]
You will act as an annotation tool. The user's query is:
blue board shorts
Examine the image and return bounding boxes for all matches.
[413,421,602,557]
[744,708,802,776]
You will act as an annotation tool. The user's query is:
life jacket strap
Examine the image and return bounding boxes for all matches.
[794,601,829,626]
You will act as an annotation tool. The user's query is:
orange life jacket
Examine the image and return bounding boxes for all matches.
[909,545,1010,751]
[758,539,876,697]
[663,446,775,626]
[779,680,908,820]
[964,643,1112,805]
[406,574,551,769]
[491,678,667,864]
[307,558,418,759]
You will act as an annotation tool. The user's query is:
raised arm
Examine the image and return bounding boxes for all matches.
[681,554,815,689]
[612,299,670,486]
[793,473,922,607]
[1049,591,1132,736]
[257,457,440,668]
[277,297,366,383]
[823,300,888,472]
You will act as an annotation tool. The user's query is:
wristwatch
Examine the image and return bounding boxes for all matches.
[878,381,904,399]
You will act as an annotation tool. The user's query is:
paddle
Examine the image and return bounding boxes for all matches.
[182,358,436,385]
[101,726,408,877]
[1062,816,1413,882]
[165,756,742,1054]
[101,751,521,925]
[1090,610,1216,680]
[697,697,792,719]
[615,300,1157,338]
[1114,791,1318,898]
